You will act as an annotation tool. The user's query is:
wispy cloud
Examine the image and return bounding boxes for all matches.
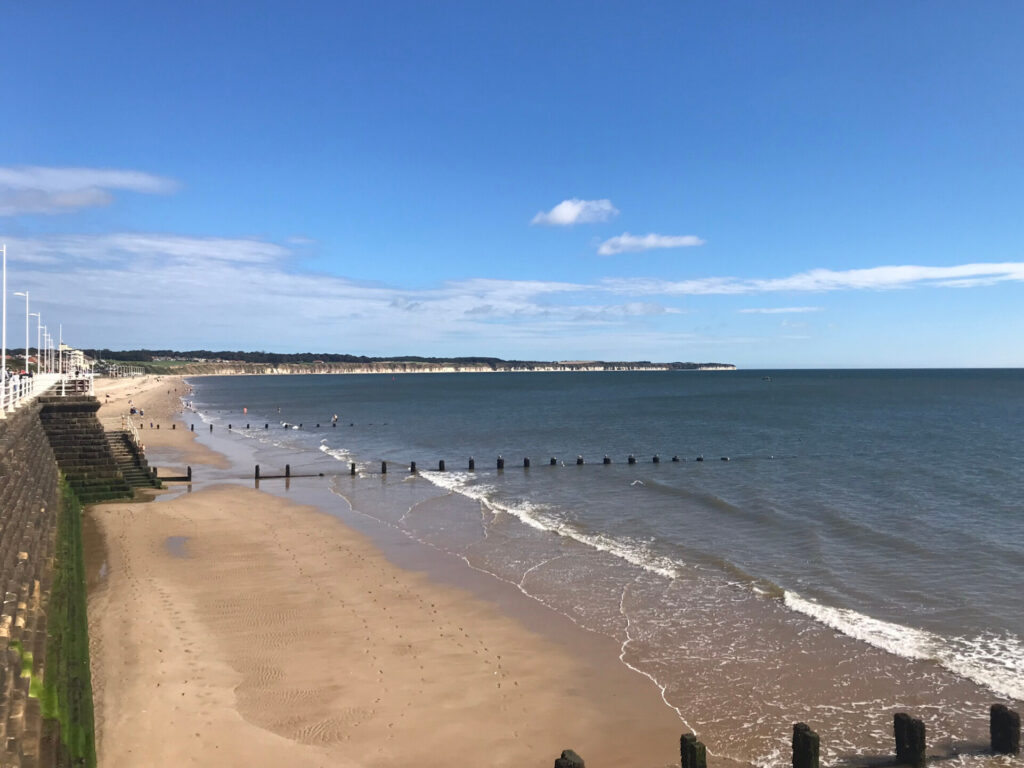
[604,263,1024,295]
[597,232,706,255]
[7,232,1023,357]
[0,166,178,216]
[531,198,619,226]
[739,306,823,314]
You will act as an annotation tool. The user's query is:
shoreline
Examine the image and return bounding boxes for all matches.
[179,372,1022,767]
[85,375,687,767]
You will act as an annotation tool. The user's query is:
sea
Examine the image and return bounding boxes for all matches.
[182,369,1024,766]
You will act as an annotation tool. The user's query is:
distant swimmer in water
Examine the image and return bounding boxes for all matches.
[332,413,338,424]
[243,406,248,414]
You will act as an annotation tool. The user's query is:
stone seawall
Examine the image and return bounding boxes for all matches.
[0,404,60,766]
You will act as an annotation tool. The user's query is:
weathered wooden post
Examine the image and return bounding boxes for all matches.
[680,733,707,768]
[793,723,819,768]
[554,749,584,768]
[228,424,232,430]
[409,461,416,474]
[438,459,445,472]
[497,456,504,470]
[172,423,176,430]
[468,457,475,470]
[894,712,926,768]
[190,423,194,431]
[285,464,291,478]
[265,423,269,429]
[991,704,1021,754]
[652,454,659,463]
[255,465,260,480]
[349,462,356,475]
[524,457,530,468]
[381,461,387,474]
[186,466,192,482]
[209,424,213,432]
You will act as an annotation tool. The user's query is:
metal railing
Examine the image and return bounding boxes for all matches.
[121,412,143,450]
[0,372,95,418]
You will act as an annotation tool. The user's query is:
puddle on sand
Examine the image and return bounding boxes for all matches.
[164,536,190,558]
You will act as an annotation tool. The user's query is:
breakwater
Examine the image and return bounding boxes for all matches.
[557,710,1020,768]
[0,394,135,767]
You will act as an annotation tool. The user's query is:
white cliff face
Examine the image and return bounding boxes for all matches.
[164,361,736,376]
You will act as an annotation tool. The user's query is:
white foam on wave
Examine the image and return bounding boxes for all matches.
[785,591,1024,701]
[318,442,353,463]
[419,470,681,579]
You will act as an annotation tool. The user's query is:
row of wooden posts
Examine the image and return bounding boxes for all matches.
[363,454,726,476]
[555,706,1020,768]
[194,423,734,465]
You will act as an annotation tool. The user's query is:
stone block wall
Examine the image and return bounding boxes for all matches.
[0,404,60,767]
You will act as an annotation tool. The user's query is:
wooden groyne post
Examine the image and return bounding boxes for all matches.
[894,713,926,768]
[792,723,819,768]
[468,457,475,470]
[992,704,1021,754]
[554,749,584,768]
[680,733,707,768]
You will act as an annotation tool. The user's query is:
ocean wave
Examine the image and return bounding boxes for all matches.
[318,442,353,463]
[784,591,1024,701]
[419,470,681,579]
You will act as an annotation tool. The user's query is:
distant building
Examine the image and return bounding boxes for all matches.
[59,343,86,372]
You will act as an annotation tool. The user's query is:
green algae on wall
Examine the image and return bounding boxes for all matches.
[41,479,97,768]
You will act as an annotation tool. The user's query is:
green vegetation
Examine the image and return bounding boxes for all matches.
[8,639,44,699]
[41,479,97,768]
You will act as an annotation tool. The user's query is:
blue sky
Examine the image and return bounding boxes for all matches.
[2,1,1023,366]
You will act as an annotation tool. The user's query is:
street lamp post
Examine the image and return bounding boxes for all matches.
[13,292,28,374]
[40,327,47,374]
[30,313,40,373]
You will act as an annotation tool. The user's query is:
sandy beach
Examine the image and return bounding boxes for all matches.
[85,376,684,767]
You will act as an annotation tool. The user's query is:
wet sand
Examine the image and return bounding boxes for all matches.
[85,377,684,767]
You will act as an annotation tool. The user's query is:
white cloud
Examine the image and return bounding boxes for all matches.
[6,234,286,265]
[0,166,178,215]
[531,198,619,226]
[597,232,706,255]
[604,262,1024,295]
[6,232,1023,359]
[739,306,823,314]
